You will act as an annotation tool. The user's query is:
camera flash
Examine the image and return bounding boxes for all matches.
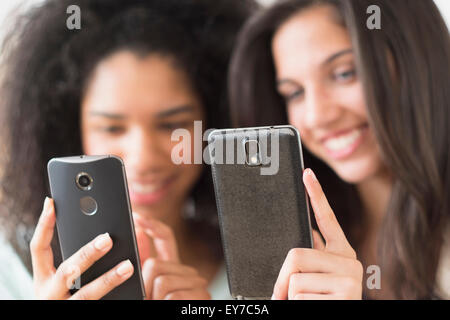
[243,139,261,166]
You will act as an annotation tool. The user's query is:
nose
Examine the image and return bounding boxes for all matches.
[301,83,341,129]
[123,128,166,176]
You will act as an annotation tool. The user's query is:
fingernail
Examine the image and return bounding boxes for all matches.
[117,260,133,277]
[306,168,317,181]
[42,197,52,218]
[43,197,50,212]
[94,233,111,251]
[65,266,76,277]
[271,294,275,300]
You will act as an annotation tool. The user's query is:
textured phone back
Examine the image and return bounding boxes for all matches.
[47,155,145,300]
[208,126,313,299]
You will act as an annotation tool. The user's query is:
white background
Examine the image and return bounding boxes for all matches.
[0,0,449,46]
[258,0,450,27]
[435,0,450,27]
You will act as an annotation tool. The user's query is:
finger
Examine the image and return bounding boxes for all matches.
[142,259,153,299]
[164,288,211,300]
[312,230,325,251]
[141,258,198,299]
[133,213,179,262]
[288,273,358,298]
[135,226,154,266]
[30,197,57,281]
[272,248,359,300]
[152,274,208,300]
[69,259,134,300]
[51,233,113,296]
[303,169,353,257]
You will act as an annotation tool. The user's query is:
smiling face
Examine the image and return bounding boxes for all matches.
[272,5,386,184]
[81,51,204,223]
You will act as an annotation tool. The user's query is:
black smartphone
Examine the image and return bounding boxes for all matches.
[207,125,313,299]
[47,155,145,300]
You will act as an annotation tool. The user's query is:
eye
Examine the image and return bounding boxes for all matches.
[333,68,356,82]
[157,121,191,131]
[282,88,305,104]
[98,125,125,134]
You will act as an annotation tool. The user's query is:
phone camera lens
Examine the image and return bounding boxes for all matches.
[76,172,93,190]
[79,175,90,187]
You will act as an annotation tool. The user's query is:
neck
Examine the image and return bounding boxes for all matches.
[356,168,393,232]
[355,168,396,299]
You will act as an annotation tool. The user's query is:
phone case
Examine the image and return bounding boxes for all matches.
[208,125,313,299]
[47,155,145,300]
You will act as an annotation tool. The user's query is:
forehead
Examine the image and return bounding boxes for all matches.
[272,5,352,74]
[82,51,201,115]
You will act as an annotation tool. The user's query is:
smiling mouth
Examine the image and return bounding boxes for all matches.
[322,124,369,159]
[128,175,176,205]
[131,181,167,194]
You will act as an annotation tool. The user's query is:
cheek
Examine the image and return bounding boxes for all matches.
[80,122,97,155]
[286,106,315,152]
[177,163,203,188]
[80,111,118,156]
[172,126,203,176]
[340,82,368,118]
[286,105,302,132]
[82,129,125,158]
[169,122,206,195]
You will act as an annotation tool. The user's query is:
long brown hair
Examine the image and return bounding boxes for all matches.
[229,0,450,299]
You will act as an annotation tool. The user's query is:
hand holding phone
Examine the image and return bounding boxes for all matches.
[208,125,314,299]
[42,155,145,299]
[30,197,136,300]
[272,169,363,300]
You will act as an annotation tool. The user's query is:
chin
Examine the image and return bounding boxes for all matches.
[329,157,382,185]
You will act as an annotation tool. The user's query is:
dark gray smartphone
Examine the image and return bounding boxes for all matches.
[47,155,145,300]
[207,125,313,300]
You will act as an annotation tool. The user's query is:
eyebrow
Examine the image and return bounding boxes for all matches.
[89,111,125,120]
[322,48,353,66]
[89,105,195,120]
[155,105,194,118]
[276,48,353,87]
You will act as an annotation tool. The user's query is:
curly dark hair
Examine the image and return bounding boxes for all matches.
[0,0,257,272]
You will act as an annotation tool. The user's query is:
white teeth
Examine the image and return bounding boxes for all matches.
[131,182,162,194]
[324,128,363,151]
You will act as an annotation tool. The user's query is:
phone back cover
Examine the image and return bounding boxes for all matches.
[208,126,313,299]
[47,155,144,300]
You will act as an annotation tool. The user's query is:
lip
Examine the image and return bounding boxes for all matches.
[128,175,176,206]
[319,123,368,143]
[321,124,369,160]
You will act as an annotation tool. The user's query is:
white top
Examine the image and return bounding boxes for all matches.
[0,235,34,299]
[435,224,450,299]
[208,263,232,300]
